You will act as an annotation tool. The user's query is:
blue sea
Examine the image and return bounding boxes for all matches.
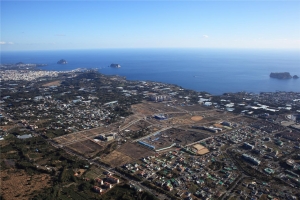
[1,48,300,95]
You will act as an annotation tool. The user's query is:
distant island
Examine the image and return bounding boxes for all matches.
[110,63,121,68]
[57,59,67,64]
[270,72,298,79]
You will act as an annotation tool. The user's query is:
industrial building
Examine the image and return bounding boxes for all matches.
[96,133,115,141]
[150,95,171,102]
[154,114,167,120]
[138,141,155,150]
[221,121,232,127]
[192,126,220,133]
[243,142,254,150]
[242,154,261,165]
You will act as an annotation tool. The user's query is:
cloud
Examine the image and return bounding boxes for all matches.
[202,35,209,38]
[0,41,14,45]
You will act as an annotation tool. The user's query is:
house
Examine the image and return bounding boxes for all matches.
[95,178,103,185]
[106,175,119,184]
[104,182,112,189]
[93,186,102,193]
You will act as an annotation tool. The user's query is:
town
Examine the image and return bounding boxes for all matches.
[1,67,300,200]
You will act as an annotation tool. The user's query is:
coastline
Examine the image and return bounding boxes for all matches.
[1,49,300,95]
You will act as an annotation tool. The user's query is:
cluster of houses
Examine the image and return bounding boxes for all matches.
[92,175,120,194]
[121,145,241,199]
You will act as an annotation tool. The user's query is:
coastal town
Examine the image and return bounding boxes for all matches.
[1,64,300,200]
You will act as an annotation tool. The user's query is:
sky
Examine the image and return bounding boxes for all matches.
[1,1,300,51]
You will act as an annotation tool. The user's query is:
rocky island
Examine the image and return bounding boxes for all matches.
[110,63,121,68]
[57,59,67,64]
[270,72,298,79]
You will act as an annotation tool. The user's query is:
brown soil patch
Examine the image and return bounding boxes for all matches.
[0,125,15,131]
[74,169,86,177]
[213,124,223,128]
[117,142,154,159]
[191,116,203,121]
[197,149,210,155]
[42,80,61,87]
[67,139,103,157]
[193,144,210,155]
[101,150,133,167]
[0,169,51,200]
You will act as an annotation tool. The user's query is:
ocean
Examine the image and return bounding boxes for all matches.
[1,48,300,95]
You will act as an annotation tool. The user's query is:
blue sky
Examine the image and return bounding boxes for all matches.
[1,1,300,51]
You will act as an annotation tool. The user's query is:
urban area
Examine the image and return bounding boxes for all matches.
[1,63,300,200]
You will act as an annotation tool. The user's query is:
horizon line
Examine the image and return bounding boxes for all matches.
[2,47,300,52]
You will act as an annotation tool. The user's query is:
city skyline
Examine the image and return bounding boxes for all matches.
[1,1,300,51]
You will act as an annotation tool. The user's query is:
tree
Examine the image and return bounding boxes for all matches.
[78,182,91,191]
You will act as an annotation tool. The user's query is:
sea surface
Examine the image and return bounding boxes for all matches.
[1,48,300,95]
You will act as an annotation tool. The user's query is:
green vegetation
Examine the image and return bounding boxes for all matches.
[100,184,158,200]
[208,161,223,171]
[115,167,143,181]
[142,181,179,200]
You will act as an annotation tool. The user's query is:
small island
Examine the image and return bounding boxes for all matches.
[269,72,298,79]
[57,59,67,64]
[110,63,121,68]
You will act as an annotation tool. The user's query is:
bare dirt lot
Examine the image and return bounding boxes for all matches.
[67,139,103,157]
[54,126,112,145]
[0,125,15,131]
[125,120,152,131]
[230,116,258,124]
[101,150,134,167]
[179,104,208,112]
[0,169,51,200]
[195,116,220,124]
[191,116,204,121]
[117,142,154,160]
[164,113,202,125]
[42,80,61,87]
[140,128,210,149]
[132,102,182,115]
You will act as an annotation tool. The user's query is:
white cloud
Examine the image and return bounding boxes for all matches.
[202,35,209,38]
[0,41,14,45]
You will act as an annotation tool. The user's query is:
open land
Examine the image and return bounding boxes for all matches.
[1,170,51,200]
[1,69,300,200]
